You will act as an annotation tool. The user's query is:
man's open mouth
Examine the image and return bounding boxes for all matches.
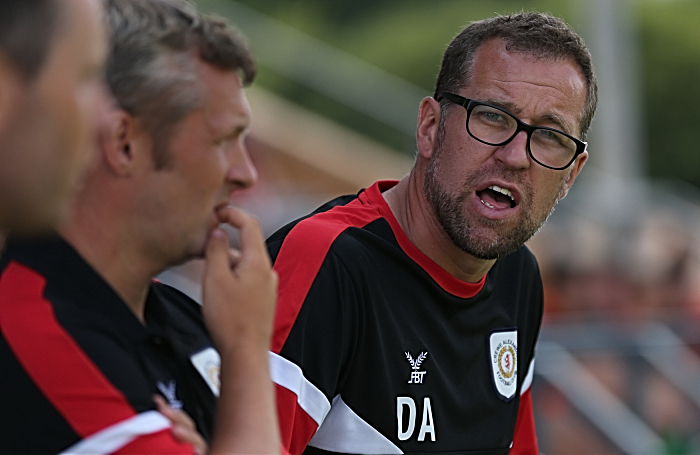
[476,185,516,210]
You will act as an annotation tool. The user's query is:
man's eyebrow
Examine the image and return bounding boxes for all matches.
[480,97,575,135]
[213,122,249,142]
[481,97,518,113]
[539,112,573,135]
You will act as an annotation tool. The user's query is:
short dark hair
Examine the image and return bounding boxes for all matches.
[434,12,598,139]
[0,0,63,80]
[104,0,256,168]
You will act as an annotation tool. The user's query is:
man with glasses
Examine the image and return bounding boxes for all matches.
[267,12,595,454]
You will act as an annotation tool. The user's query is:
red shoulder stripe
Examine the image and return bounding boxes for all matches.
[509,389,539,455]
[275,384,319,455]
[0,262,135,435]
[272,197,382,353]
[0,262,189,453]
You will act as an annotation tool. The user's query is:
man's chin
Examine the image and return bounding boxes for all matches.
[190,240,209,260]
[449,224,533,260]
[176,232,211,265]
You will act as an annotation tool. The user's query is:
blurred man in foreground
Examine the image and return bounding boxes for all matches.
[0,0,279,453]
[267,12,596,454]
[0,0,107,234]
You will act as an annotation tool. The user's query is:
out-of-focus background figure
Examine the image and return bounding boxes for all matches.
[159,1,700,453]
[0,0,107,234]
[0,0,280,453]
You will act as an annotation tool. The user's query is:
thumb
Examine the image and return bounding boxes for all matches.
[204,228,230,279]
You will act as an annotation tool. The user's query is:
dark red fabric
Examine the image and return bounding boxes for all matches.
[271,197,380,354]
[509,389,539,455]
[275,384,320,455]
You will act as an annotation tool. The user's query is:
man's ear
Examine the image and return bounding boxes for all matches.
[100,110,149,176]
[416,96,442,160]
[559,150,588,199]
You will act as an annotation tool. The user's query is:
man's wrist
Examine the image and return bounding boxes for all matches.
[215,333,271,359]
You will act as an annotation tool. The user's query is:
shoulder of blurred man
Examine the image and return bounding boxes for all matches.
[0,235,217,453]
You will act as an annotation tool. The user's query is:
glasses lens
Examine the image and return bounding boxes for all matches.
[467,104,517,145]
[529,128,577,169]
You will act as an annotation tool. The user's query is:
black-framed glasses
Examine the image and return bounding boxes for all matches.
[437,92,587,170]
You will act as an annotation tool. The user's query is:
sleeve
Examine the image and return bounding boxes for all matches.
[269,237,360,455]
[509,251,541,455]
[509,389,538,455]
[0,262,194,454]
[507,249,542,454]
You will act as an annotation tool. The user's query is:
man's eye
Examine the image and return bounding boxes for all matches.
[474,109,507,124]
[535,129,565,145]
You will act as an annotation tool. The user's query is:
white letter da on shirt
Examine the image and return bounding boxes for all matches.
[396,397,436,442]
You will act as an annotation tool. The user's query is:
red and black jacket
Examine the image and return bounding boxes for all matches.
[267,181,541,455]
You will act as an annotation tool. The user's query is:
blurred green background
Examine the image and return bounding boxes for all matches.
[197,0,700,188]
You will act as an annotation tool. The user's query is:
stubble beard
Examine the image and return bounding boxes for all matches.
[423,144,568,260]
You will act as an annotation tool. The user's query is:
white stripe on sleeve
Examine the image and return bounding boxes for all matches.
[269,351,331,426]
[59,410,171,455]
[521,358,535,395]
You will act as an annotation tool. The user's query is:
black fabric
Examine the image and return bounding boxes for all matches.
[268,182,543,454]
[0,236,216,453]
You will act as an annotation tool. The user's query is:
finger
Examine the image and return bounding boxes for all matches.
[228,248,242,268]
[204,227,231,277]
[214,204,248,229]
[154,395,193,429]
[215,206,268,259]
[171,424,207,455]
[154,396,206,453]
[153,395,174,419]
[173,412,196,431]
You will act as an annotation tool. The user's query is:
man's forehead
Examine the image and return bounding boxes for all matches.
[470,39,585,87]
[466,40,587,134]
[198,63,251,134]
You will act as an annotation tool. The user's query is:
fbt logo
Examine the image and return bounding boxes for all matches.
[396,397,436,442]
[405,351,428,384]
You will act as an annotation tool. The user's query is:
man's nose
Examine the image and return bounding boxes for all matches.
[225,140,258,192]
[493,130,531,170]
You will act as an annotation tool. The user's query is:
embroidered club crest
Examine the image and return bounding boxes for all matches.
[405,351,428,384]
[489,330,518,401]
[191,347,221,396]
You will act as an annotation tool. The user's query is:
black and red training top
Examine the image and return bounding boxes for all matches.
[0,236,216,454]
[267,180,542,455]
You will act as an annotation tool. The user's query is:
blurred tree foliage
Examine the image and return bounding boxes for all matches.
[214,0,572,154]
[638,1,700,187]
[232,0,570,89]
[210,0,700,187]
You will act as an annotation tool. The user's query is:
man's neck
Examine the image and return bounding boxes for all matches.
[383,171,496,284]
[59,204,159,324]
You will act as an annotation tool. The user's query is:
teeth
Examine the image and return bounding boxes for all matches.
[481,199,495,209]
[489,185,513,201]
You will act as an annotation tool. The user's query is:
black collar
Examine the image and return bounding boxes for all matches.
[1,234,174,344]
